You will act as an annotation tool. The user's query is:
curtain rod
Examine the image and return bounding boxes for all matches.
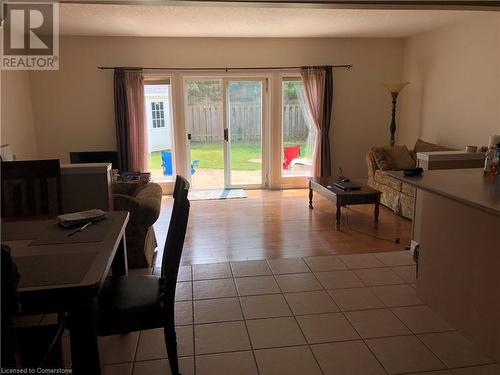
[97,64,353,71]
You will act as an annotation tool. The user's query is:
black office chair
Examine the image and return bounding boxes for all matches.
[97,176,190,375]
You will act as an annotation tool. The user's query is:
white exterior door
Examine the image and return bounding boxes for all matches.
[145,86,172,153]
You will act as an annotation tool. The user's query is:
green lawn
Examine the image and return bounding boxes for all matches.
[149,152,165,172]
[149,141,310,172]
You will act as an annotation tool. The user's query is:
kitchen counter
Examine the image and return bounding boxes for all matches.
[388,168,499,217]
[388,168,500,363]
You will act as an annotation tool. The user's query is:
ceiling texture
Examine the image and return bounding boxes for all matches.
[58,2,491,38]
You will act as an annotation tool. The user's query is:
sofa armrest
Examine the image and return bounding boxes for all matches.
[113,193,141,214]
[131,183,162,228]
[366,152,378,178]
[112,181,141,196]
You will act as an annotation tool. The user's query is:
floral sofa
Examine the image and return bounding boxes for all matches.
[366,139,453,219]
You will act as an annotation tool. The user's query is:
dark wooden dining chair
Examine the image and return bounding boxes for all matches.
[1,159,62,219]
[1,244,20,368]
[97,175,190,375]
[1,244,66,370]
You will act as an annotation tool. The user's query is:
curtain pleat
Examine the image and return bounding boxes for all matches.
[114,69,148,172]
[114,68,129,172]
[124,72,148,172]
[322,67,333,176]
[301,66,334,177]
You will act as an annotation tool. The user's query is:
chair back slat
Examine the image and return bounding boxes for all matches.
[39,178,50,215]
[161,176,190,301]
[172,175,186,201]
[1,160,62,219]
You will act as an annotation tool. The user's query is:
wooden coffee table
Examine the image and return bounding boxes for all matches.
[309,177,381,228]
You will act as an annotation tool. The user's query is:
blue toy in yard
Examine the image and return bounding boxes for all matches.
[161,150,173,176]
[161,150,199,176]
[190,160,199,175]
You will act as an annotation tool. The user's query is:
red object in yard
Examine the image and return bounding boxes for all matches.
[283,145,300,170]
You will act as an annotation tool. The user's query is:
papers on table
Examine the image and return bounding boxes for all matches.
[57,209,106,228]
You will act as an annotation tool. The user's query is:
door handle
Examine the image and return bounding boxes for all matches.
[187,133,192,140]
[224,128,229,141]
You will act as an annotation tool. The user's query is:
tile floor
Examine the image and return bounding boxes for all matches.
[27,251,499,375]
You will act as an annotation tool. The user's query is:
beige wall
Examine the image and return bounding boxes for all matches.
[29,36,403,179]
[399,14,500,150]
[0,70,39,159]
[6,16,500,178]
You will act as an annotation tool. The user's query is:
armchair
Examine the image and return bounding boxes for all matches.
[113,182,162,268]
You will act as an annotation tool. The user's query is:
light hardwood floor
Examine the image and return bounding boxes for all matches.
[153,189,412,266]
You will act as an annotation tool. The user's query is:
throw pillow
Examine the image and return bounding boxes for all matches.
[384,145,416,170]
[371,147,391,171]
[414,138,454,153]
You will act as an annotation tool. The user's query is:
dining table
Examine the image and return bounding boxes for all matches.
[1,210,129,375]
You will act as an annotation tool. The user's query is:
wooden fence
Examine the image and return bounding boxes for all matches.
[283,104,309,141]
[187,105,222,142]
[186,104,308,142]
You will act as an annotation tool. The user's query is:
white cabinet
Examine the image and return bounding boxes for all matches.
[416,151,485,170]
[61,163,113,213]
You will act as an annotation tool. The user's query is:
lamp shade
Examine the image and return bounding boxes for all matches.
[383,82,410,93]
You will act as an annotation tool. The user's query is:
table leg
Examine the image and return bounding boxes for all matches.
[309,182,314,209]
[374,198,380,224]
[68,297,101,375]
[111,234,128,276]
[336,201,342,229]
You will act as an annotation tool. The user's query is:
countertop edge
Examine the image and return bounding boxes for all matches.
[387,171,500,218]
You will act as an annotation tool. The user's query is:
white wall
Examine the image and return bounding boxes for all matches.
[28,36,404,180]
[399,13,500,150]
[0,70,39,159]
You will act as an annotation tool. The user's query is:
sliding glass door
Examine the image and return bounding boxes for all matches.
[227,80,263,187]
[184,78,265,190]
[185,79,225,189]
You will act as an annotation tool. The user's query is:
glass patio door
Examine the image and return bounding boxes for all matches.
[226,79,264,188]
[184,78,265,189]
[185,79,225,189]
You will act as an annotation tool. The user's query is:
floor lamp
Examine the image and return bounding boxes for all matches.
[383,82,409,146]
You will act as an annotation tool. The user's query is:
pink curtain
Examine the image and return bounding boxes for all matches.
[301,67,333,177]
[124,71,148,172]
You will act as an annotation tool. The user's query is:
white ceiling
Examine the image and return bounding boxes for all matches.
[59,3,483,38]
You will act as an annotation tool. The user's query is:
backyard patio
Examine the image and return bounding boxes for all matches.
[148,141,312,188]
[149,141,263,187]
[146,79,315,188]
